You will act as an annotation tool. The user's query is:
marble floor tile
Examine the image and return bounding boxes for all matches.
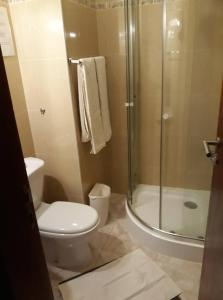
[48,194,201,300]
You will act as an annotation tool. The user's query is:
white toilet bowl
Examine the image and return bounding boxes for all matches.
[25,157,100,269]
[37,201,99,269]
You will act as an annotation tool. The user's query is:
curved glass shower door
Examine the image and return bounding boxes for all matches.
[126,0,223,240]
[161,0,223,239]
[126,0,163,229]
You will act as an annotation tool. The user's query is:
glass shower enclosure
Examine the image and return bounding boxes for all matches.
[126,0,223,240]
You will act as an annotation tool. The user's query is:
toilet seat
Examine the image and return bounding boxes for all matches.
[38,201,99,235]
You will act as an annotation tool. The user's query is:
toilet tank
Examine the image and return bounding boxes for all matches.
[24,157,45,210]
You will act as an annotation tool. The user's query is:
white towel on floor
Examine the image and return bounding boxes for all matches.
[77,57,111,154]
[59,249,181,300]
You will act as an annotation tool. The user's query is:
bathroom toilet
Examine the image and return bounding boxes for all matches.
[25,157,99,269]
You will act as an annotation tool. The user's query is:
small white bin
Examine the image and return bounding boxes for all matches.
[89,183,111,227]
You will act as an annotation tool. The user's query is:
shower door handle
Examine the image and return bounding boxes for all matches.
[203,138,222,162]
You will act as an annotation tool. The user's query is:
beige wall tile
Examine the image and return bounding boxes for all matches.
[5,0,223,203]
[97,8,125,56]
[13,111,35,157]
[1,1,34,157]
[138,0,223,191]
[63,2,99,58]
[62,0,111,202]
[138,3,162,187]
[9,0,85,203]
[9,0,66,61]
[63,2,128,196]
[97,6,128,193]
[4,57,35,157]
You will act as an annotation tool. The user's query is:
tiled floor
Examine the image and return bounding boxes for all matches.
[48,194,202,300]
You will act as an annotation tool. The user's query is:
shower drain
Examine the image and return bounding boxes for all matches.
[184,201,198,209]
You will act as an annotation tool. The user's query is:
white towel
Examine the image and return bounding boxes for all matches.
[77,63,90,143]
[59,249,181,300]
[94,56,112,142]
[77,58,106,154]
[77,57,112,154]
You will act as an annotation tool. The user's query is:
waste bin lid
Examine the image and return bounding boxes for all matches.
[89,183,111,199]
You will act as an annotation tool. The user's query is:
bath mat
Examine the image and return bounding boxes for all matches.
[59,249,181,300]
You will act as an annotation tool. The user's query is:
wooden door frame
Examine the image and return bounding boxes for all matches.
[198,81,223,299]
[0,49,54,299]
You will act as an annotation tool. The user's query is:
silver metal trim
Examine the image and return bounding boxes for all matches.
[68,58,81,64]
[203,137,221,157]
[159,0,167,230]
[125,102,134,107]
[125,0,139,205]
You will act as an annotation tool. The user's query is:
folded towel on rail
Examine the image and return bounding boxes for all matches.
[77,56,112,154]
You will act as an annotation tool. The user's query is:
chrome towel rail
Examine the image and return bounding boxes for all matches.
[68,58,81,64]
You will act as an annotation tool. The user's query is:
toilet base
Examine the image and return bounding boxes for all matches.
[41,236,93,270]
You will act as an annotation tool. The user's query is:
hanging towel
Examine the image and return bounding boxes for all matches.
[77,57,112,154]
[94,56,112,142]
[77,57,106,154]
[77,61,90,143]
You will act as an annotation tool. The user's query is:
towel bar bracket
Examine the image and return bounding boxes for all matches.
[68,58,81,64]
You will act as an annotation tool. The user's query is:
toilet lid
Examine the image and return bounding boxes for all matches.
[38,201,99,234]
